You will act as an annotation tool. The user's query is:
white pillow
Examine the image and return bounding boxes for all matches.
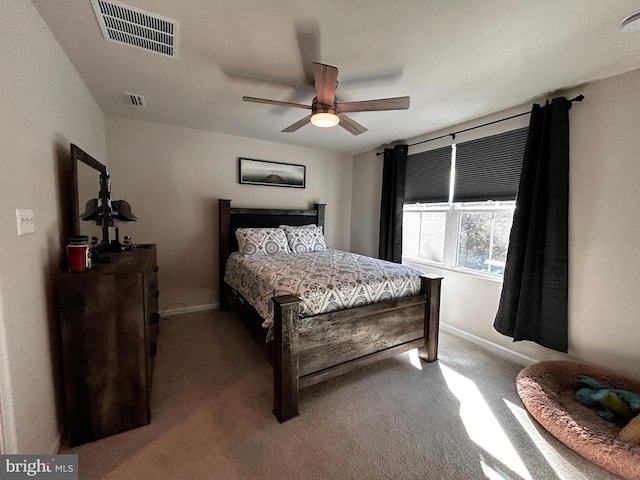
[235,228,291,256]
[279,224,327,253]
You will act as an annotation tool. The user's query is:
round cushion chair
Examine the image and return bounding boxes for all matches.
[516,360,640,480]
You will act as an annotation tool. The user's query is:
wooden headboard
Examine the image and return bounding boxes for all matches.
[218,199,326,302]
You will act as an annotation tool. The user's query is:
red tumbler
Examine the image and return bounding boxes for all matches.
[67,236,90,273]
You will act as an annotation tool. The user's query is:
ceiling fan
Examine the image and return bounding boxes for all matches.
[242,62,410,136]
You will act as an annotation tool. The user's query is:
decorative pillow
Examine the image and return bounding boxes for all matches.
[279,224,327,253]
[235,228,290,256]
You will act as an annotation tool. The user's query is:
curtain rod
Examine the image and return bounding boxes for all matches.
[375,94,584,156]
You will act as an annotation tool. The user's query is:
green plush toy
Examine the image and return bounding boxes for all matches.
[574,375,640,424]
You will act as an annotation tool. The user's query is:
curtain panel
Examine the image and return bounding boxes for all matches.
[378,145,408,263]
[493,97,571,352]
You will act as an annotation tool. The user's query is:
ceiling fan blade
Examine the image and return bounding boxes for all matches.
[337,113,368,136]
[282,114,313,133]
[242,96,311,110]
[312,62,338,106]
[337,96,410,113]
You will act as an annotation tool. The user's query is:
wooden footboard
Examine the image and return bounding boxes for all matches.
[272,274,442,423]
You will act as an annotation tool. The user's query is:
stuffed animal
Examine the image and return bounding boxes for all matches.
[575,375,640,424]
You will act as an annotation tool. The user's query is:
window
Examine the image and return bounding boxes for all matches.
[402,204,447,263]
[402,127,527,277]
[403,202,514,276]
[455,202,514,275]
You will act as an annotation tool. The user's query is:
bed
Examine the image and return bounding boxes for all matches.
[218,199,443,422]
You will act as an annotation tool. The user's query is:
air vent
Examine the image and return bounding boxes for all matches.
[91,0,178,58]
[125,92,146,107]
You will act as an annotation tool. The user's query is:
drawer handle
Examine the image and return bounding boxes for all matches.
[153,266,159,273]
[153,290,160,298]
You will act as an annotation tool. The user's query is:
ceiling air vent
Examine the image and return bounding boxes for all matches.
[91,0,178,58]
[125,92,146,107]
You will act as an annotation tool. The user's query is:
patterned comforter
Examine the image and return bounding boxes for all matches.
[224,248,424,328]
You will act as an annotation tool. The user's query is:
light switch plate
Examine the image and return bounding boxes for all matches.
[16,209,35,236]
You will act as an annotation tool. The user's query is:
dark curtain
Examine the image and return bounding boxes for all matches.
[378,144,407,263]
[493,97,571,352]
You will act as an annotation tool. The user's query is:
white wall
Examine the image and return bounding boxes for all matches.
[568,69,640,378]
[351,151,384,257]
[0,1,106,453]
[105,117,353,311]
[351,68,640,381]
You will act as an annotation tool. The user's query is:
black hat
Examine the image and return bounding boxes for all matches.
[79,198,99,221]
[112,199,137,221]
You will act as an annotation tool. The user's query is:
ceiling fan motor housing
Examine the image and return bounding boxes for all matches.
[312,97,338,115]
[310,97,340,127]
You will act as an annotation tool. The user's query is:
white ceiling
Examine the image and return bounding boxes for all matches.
[33,0,640,155]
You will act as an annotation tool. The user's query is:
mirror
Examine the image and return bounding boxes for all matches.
[70,144,109,245]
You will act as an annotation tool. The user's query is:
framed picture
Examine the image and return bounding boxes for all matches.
[238,158,306,188]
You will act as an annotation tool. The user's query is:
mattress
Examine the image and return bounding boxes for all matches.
[224,248,423,329]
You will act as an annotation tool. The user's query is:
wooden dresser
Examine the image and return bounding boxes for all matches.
[57,244,159,446]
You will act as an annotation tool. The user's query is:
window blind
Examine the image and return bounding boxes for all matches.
[453,127,528,202]
[404,145,451,203]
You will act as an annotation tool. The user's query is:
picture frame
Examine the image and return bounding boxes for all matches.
[238,158,306,188]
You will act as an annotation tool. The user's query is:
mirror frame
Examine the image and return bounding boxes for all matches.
[70,143,110,245]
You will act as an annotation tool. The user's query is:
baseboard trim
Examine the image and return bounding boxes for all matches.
[440,323,537,366]
[161,303,218,317]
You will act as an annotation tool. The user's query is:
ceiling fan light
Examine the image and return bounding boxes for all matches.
[311,112,339,128]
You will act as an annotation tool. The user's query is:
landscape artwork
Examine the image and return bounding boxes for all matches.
[239,158,306,188]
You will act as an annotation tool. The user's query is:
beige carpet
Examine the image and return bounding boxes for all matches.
[61,310,620,479]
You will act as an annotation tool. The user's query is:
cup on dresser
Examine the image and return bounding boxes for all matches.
[67,236,90,272]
